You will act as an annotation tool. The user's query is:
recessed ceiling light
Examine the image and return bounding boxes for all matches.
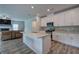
[31,6,34,9]
[47,9,50,11]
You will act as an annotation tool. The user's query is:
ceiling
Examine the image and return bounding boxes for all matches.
[0,4,78,20]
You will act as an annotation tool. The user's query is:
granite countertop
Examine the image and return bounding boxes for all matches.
[54,30,79,34]
[53,30,79,36]
[0,30,23,32]
[27,31,50,38]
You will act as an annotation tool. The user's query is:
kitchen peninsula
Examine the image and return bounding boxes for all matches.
[0,30,23,41]
[23,31,51,54]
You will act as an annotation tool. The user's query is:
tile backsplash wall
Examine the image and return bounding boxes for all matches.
[55,26,79,32]
[40,26,79,32]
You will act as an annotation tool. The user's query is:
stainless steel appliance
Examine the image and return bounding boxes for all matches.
[46,22,55,41]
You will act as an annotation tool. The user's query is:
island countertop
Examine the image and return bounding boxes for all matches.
[27,31,50,38]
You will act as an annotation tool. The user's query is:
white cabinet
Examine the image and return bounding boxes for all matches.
[41,14,53,26]
[53,12,65,26]
[64,10,72,26]
[53,15,59,26]
[41,17,47,26]
[53,33,72,45]
[72,38,78,47]
[63,34,72,45]
[41,7,79,26]
[71,34,79,47]
[71,8,79,25]
[47,14,53,22]
[53,7,79,26]
[64,8,79,26]
[53,32,79,48]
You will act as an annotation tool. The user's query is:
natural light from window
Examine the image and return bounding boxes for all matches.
[12,24,19,30]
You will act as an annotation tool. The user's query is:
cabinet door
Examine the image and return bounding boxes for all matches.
[41,17,47,26]
[53,12,65,26]
[63,34,72,45]
[64,8,79,26]
[72,36,79,47]
[53,15,59,26]
[41,14,53,26]
[64,10,72,26]
[71,8,79,25]
[47,14,53,22]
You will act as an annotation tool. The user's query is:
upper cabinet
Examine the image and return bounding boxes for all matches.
[71,8,79,25]
[41,7,79,26]
[64,8,79,26]
[41,14,53,26]
[64,10,72,26]
[41,17,47,26]
[54,7,79,26]
[53,12,65,26]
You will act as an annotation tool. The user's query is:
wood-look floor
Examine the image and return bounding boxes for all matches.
[49,41,79,54]
[0,38,79,54]
[0,39,35,54]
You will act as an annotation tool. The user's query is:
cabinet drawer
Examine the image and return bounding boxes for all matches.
[72,39,79,47]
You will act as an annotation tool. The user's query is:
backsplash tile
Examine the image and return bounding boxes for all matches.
[40,26,79,33]
[55,26,79,32]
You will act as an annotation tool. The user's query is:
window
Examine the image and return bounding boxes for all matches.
[12,24,19,30]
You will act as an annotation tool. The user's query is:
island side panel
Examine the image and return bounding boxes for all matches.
[23,36,43,54]
[33,38,43,54]
[42,35,51,54]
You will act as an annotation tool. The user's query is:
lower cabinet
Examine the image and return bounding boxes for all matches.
[53,32,79,48]
[1,31,22,41]
[71,35,79,47]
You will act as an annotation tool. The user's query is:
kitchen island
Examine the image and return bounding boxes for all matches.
[23,31,51,54]
[0,31,23,41]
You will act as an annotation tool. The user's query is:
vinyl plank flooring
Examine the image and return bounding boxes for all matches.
[49,41,79,54]
[0,38,79,54]
[0,38,35,54]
